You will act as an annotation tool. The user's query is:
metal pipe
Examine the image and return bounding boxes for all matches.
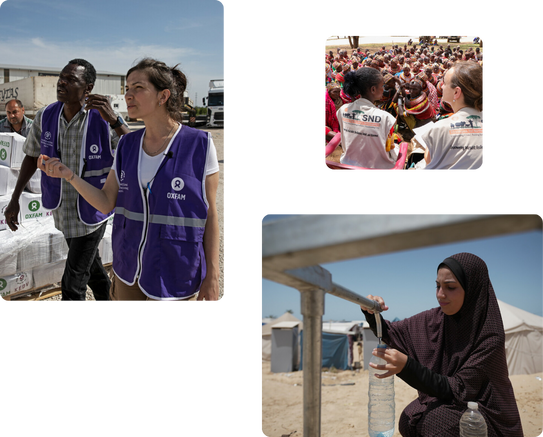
[330,282,382,313]
[300,288,325,437]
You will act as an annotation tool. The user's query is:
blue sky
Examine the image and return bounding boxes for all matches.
[262,218,543,322]
[0,0,318,106]
[0,0,223,106]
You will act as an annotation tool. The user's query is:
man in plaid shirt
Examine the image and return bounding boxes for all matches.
[4,59,130,300]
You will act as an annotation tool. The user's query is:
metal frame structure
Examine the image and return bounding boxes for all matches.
[262,214,541,437]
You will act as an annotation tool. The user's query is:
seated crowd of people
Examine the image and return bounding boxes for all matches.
[323,44,481,144]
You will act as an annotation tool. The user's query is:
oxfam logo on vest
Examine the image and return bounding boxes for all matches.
[89,144,101,159]
[171,177,184,191]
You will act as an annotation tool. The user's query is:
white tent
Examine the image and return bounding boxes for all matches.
[262,312,302,361]
[498,300,543,375]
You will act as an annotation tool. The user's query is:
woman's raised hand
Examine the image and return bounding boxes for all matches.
[38,154,74,180]
[369,346,408,378]
[363,294,389,314]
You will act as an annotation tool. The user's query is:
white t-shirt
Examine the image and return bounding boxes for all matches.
[112,125,219,189]
[420,107,483,169]
[337,98,397,169]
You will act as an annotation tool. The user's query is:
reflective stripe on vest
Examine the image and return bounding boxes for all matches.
[115,206,206,227]
[83,167,112,178]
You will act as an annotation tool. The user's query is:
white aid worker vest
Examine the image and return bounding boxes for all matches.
[337,98,397,169]
[415,107,485,212]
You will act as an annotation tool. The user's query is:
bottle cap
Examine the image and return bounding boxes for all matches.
[467,402,478,410]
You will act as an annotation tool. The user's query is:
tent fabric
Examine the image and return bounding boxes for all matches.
[300,331,350,370]
[262,312,301,361]
[262,302,542,375]
[262,312,302,336]
[498,300,543,375]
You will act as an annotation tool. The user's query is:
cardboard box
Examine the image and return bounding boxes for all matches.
[0,271,33,298]
[0,231,17,276]
[0,132,26,169]
[0,194,19,231]
[32,260,66,290]
[19,192,53,222]
[25,170,42,194]
[17,225,51,271]
[0,166,19,196]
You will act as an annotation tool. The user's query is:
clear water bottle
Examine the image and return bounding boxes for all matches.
[459,402,488,437]
[368,344,395,437]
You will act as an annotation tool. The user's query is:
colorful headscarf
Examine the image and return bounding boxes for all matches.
[326,82,341,91]
[436,80,444,97]
[416,74,428,92]
[383,73,394,84]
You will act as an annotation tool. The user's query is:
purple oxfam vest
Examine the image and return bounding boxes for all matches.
[40,101,114,225]
[112,125,209,299]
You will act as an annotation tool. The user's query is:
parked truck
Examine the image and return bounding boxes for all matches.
[0,79,131,121]
[0,76,57,118]
[202,79,224,128]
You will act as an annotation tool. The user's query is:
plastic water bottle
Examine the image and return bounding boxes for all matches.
[459,402,488,437]
[368,344,395,437]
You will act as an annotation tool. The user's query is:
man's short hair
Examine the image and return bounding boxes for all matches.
[6,99,24,109]
[67,58,97,86]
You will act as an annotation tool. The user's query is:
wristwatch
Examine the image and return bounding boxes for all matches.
[110,116,124,129]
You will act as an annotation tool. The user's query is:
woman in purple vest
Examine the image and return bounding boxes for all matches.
[39,58,220,301]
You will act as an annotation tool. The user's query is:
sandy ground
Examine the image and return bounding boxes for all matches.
[262,361,543,437]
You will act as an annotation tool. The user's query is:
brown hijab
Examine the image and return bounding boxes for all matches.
[385,253,523,437]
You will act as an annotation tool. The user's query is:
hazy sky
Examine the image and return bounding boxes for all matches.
[263,217,542,322]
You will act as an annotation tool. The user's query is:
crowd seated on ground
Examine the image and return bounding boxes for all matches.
[326,41,483,169]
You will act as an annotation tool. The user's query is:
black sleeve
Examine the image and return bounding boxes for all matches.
[361,308,390,343]
[397,356,454,401]
[361,308,453,401]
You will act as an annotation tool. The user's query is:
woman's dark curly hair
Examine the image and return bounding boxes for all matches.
[344,67,383,100]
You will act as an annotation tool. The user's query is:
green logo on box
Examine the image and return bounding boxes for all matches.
[0,149,6,161]
[29,200,40,211]
[0,278,7,291]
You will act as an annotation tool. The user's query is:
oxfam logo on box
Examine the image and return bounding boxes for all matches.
[29,200,41,211]
[0,278,7,291]
[0,149,7,161]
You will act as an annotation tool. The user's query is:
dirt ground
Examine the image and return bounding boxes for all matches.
[262,361,543,437]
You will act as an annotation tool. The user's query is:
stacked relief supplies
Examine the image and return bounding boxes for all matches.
[0,132,113,298]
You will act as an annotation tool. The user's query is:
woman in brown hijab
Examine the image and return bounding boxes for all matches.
[361,253,523,437]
